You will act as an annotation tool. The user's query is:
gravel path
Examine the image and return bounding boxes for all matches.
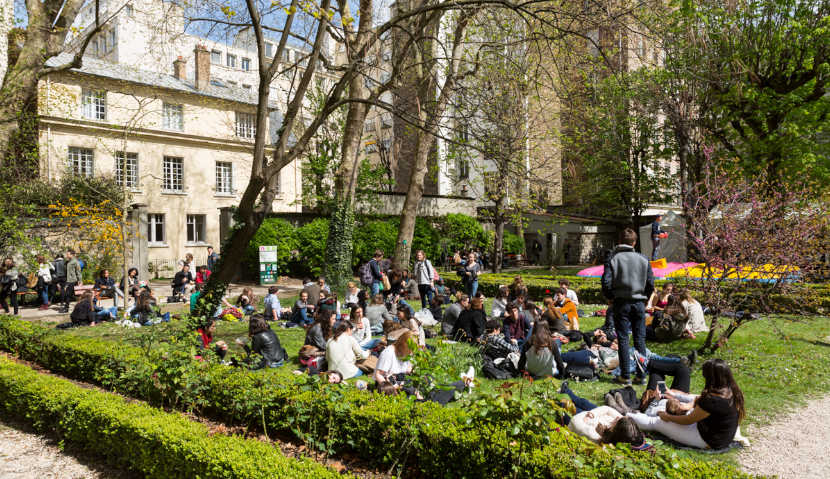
[738,395,830,478]
[0,421,122,479]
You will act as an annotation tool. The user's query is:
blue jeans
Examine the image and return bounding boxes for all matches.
[95,306,118,321]
[561,350,595,366]
[371,281,381,296]
[613,300,647,379]
[292,308,311,326]
[418,284,434,309]
[466,279,478,297]
[360,338,381,350]
[40,288,50,305]
[562,383,598,414]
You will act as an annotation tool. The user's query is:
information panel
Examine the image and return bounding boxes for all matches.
[258,245,278,285]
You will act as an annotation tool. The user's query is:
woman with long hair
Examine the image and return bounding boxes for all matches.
[326,321,369,379]
[627,359,746,449]
[305,309,336,351]
[492,285,510,319]
[451,296,486,343]
[373,330,414,385]
[241,316,286,369]
[196,318,228,360]
[236,287,256,315]
[522,322,596,378]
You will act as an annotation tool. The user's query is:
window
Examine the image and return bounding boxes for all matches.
[241,57,251,70]
[162,103,183,131]
[227,54,236,68]
[162,156,183,192]
[107,29,117,52]
[186,214,206,243]
[68,147,94,177]
[457,158,470,180]
[82,89,106,120]
[147,214,165,244]
[235,112,255,139]
[210,50,222,64]
[215,161,233,194]
[265,42,274,58]
[115,151,138,189]
[124,4,133,16]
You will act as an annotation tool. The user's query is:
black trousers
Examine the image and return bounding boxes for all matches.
[63,281,77,309]
[646,359,691,393]
[0,286,18,314]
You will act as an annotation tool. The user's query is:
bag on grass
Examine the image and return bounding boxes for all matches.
[357,355,378,373]
[564,363,595,381]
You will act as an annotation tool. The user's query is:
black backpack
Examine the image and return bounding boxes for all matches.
[564,363,596,381]
[482,357,518,380]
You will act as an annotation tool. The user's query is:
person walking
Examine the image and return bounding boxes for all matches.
[413,250,436,309]
[61,249,83,313]
[602,228,654,386]
[650,215,666,261]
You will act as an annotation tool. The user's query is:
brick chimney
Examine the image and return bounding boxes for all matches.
[194,45,210,90]
[173,56,187,81]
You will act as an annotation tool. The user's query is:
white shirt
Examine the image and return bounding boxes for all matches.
[568,406,621,443]
[565,289,579,306]
[345,290,360,305]
[352,317,372,346]
[376,345,411,377]
[491,298,507,318]
[682,299,708,333]
[325,334,368,379]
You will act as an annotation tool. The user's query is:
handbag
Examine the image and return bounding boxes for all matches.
[26,272,38,289]
[564,363,595,381]
[357,355,378,373]
[381,273,391,291]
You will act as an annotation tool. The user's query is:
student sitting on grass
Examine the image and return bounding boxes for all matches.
[451,296,487,343]
[326,321,369,379]
[305,310,336,352]
[196,318,228,360]
[365,294,393,335]
[482,319,521,359]
[373,330,414,385]
[350,306,380,350]
[521,323,597,379]
[263,286,283,321]
[491,285,510,319]
[627,359,746,450]
[396,307,426,348]
[236,287,256,315]
[70,291,100,326]
[502,302,532,347]
[237,316,286,369]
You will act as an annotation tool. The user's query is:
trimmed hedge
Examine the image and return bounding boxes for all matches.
[0,357,345,479]
[0,317,750,479]
[446,273,830,314]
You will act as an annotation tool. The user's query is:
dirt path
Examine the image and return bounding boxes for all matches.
[738,395,830,478]
[0,421,125,479]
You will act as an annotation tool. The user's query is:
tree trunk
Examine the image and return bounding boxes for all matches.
[392,131,431,270]
[492,216,505,273]
[698,314,721,354]
[193,176,265,318]
[324,75,368,291]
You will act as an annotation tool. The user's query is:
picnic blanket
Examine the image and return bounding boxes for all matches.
[577,261,698,279]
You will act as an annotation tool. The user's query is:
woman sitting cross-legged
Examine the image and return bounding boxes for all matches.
[326,321,369,380]
[559,381,651,450]
[627,359,746,450]
[237,316,286,369]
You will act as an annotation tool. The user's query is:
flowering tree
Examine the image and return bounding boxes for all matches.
[682,155,829,353]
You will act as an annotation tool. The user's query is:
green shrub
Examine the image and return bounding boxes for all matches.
[0,357,345,479]
[294,218,330,277]
[352,219,398,268]
[244,217,299,276]
[503,231,526,254]
[441,213,489,252]
[0,317,749,479]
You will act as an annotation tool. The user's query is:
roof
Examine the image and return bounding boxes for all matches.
[45,53,279,109]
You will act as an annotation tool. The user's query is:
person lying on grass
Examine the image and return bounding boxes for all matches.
[627,358,748,450]
[559,381,652,450]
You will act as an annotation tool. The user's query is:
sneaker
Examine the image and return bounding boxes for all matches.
[614,376,632,386]
[559,380,570,394]
[614,392,632,414]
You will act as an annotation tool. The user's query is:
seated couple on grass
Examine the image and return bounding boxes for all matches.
[196,317,286,369]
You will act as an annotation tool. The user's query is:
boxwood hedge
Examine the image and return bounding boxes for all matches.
[0,317,750,479]
[0,356,346,479]
[445,273,830,314]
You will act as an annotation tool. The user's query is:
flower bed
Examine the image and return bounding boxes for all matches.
[0,356,345,479]
[0,317,748,478]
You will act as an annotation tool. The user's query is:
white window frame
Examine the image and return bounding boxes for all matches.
[235,112,256,139]
[241,57,251,71]
[227,54,237,68]
[215,161,233,195]
[265,42,274,58]
[107,29,117,52]
[210,49,222,64]
[162,156,184,192]
[162,103,183,131]
[81,89,106,120]
[68,147,94,177]
[186,214,206,244]
[147,213,166,245]
[115,151,139,190]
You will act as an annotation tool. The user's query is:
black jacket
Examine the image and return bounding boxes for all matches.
[452,309,486,343]
[249,330,287,369]
[173,271,193,287]
[70,300,96,325]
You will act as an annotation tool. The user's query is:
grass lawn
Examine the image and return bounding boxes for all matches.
[58,294,830,464]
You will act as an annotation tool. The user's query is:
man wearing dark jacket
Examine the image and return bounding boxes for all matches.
[650,215,666,261]
[601,228,655,385]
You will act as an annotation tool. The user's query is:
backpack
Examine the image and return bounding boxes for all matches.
[654,314,687,342]
[358,262,374,286]
[564,363,596,381]
[483,358,516,380]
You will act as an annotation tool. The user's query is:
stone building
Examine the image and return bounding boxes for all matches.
[38,47,301,269]
[0,0,11,83]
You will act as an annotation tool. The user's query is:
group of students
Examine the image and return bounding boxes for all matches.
[0,250,84,315]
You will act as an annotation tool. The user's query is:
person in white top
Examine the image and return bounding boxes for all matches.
[344,282,361,307]
[349,306,380,350]
[678,289,708,334]
[374,330,414,384]
[413,250,436,309]
[559,278,579,306]
[325,321,368,379]
[491,285,509,319]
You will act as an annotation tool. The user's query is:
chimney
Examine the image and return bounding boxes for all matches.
[194,45,210,90]
[173,56,187,81]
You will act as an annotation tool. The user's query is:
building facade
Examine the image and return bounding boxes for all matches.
[0,0,11,83]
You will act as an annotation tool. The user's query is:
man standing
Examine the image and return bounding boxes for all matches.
[601,228,654,385]
[650,215,666,261]
[206,246,219,271]
[61,249,82,313]
[413,249,436,309]
[369,250,384,297]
